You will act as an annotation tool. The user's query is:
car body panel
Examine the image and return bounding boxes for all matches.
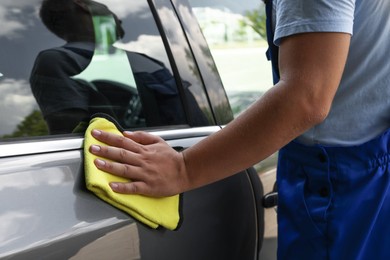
[0,0,271,259]
[0,127,263,259]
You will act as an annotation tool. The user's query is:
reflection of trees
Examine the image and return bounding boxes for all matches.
[2,110,48,138]
[198,6,267,123]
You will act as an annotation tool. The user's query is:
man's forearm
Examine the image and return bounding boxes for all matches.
[182,80,323,191]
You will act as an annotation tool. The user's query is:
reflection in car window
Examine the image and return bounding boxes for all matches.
[0,0,204,139]
[187,0,273,117]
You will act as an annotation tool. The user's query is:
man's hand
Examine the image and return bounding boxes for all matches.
[89,129,189,197]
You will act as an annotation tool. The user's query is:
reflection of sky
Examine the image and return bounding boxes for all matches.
[99,0,148,18]
[115,35,170,67]
[0,154,99,255]
[0,78,37,136]
[0,7,25,38]
[187,0,257,14]
[0,0,41,38]
[0,149,130,256]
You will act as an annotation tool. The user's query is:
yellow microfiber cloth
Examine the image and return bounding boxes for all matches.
[84,114,182,230]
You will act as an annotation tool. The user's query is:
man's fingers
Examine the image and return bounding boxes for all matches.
[93,154,157,196]
[96,159,160,197]
[110,181,152,196]
[123,131,162,145]
[94,157,144,180]
[91,129,142,153]
[90,142,141,165]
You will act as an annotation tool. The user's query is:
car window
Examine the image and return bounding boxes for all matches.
[0,0,201,139]
[186,1,278,247]
[187,0,273,118]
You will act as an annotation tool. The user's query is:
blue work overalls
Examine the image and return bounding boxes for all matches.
[277,131,390,259]
[264,1,390,259]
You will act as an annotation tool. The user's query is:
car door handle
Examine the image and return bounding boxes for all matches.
[262,191,278,208]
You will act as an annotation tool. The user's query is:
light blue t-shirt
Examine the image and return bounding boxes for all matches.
[273,0,390,146]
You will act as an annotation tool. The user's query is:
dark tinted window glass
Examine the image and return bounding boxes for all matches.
[0,0,188,139]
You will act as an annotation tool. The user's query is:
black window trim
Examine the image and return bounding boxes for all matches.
[150,0,216,126]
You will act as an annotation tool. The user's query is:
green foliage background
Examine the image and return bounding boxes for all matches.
[2,110,48,139]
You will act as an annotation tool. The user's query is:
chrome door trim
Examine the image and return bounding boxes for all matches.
[0,126,221,158]
[152,126,220,140]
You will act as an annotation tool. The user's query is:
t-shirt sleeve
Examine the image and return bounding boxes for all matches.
[274,0,356,45]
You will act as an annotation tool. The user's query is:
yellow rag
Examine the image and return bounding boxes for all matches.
[84,116,182,230]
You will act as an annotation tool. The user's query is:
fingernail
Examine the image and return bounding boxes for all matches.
[92,129,102,136]
[123,131,132,135]
[90,145,101,153]
[95,159,106,167]
[110,183,119,189]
